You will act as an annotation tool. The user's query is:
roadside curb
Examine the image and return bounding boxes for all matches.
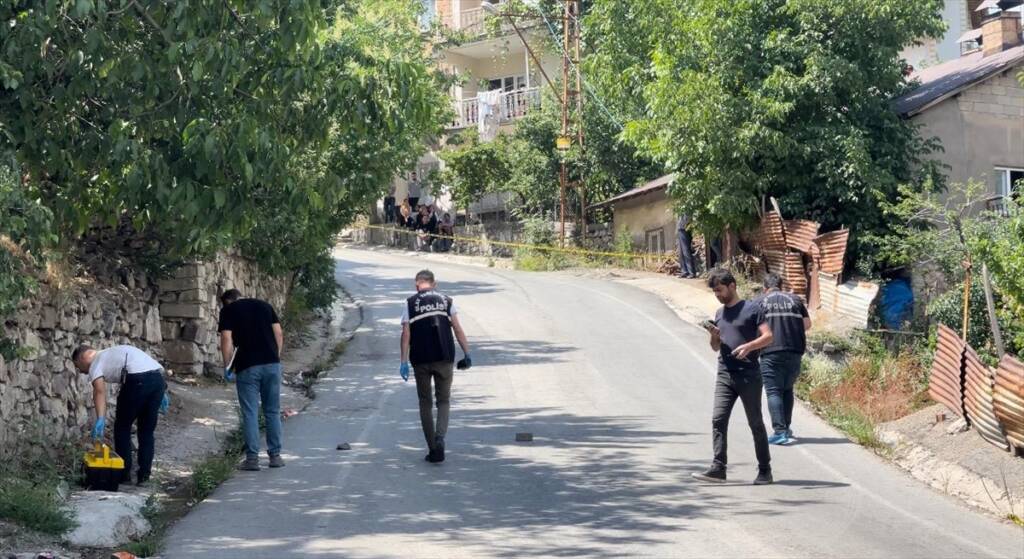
[877,428,1024,522]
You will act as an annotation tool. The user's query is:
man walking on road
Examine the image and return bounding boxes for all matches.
[693,269,774,485]
[219,289,285,471]
[400,270,472,463]
[73,344,168,486]
[758,273,811,445]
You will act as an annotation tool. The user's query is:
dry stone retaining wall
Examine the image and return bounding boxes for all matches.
[0,253,290,450]
[158,255,290,377]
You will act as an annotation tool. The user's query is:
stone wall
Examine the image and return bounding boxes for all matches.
[158,255,291,377]
[0,275,162,450]
[0,253,290,450]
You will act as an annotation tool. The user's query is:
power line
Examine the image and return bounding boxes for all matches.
[534,5,624,130]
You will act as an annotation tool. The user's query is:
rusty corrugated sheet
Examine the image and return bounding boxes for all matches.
[763,250,786,276]
[783,252,808,296]
[759,211,787,253]
[929,324,965,417]
[994,354,1024,451]
[814,229,849,275]
[963,346,1010,451]
[784,220,820,254]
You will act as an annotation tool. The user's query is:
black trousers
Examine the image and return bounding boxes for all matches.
[115,370,166,482]
[712,368,771,470]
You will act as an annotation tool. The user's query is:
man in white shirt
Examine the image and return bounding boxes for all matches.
[73,344,167,486]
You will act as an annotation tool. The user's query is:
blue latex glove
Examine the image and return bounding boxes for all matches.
[399,362,410,382]
[159,393,170,415]
[457,354,473,370]
[91,417,106,440]
[224,367,235,382]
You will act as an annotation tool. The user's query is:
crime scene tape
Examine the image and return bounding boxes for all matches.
[354,223,671,264]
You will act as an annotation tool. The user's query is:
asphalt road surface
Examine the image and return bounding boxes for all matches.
[164,247,1023,558]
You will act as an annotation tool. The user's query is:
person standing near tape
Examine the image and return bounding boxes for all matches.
[399,270,472,463]
[73,344,168,486]
[758,273,811,445]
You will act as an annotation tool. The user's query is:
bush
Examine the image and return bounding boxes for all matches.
[291,251,339,313]
[798,334,930,449]
[0,477,76,535]
[0,424,79,535]
[926,279,1021,363]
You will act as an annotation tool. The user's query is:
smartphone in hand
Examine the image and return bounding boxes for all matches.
[700,319,717,331]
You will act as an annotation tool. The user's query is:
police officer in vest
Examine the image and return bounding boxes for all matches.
[400,269,472,463]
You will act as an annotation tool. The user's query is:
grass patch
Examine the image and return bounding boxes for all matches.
[798,334,930,451]
[0,424,80,535]
[0,476,76,535]
[513,248,570,272]
[192,430,244,503]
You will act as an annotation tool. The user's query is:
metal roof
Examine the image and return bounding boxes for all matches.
[893,44,1024,117]
[588,173,676,209]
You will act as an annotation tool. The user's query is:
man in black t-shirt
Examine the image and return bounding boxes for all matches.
[693,269,775,485]
[758,273,812,446]
[218,289,285,471]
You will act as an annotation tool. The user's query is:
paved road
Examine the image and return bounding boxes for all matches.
[164,247,1023,558]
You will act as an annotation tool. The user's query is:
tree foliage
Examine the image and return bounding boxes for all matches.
[586,0,946,268]
[0,164,53,318]
[0,0,449,275]
[439,89,659,220]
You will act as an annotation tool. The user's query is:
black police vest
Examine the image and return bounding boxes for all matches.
[407,291,456,365]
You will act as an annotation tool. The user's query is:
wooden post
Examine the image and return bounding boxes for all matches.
[962,261,972,342]
[982,264,1006,357]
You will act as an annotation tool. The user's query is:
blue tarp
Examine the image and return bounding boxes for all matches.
[880,278,914,329]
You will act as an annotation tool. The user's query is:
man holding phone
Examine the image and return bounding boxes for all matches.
[693,269,775,485]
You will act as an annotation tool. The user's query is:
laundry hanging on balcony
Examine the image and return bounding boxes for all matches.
[478,89,502,142]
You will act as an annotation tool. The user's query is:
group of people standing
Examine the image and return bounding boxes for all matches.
[384,184,455,253]
[693,270,811,485]
[73,288,287,484]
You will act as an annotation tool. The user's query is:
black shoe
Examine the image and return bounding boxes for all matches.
[136,475,150,487]
[691,467,726,483]
[424,448,443,463]
[434,436,445,462]
[754,468,774,485]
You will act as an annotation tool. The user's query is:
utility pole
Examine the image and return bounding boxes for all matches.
[487,0,584,247]
[558,0,584,247]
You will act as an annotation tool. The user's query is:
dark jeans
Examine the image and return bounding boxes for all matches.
[677,229,696,276]
[760,351,803,434]
[712,368,771,470]
[413,361,454,450]
[114,370,166,482]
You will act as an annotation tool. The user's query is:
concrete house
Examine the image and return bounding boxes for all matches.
[590,174,678,254]
[382,0,560,222]
[894,3,1024,211]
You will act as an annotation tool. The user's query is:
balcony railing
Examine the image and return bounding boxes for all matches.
[986,195,1018,217]
[459,7,486,35]
[449,87,542,129]
[436,8,486,35]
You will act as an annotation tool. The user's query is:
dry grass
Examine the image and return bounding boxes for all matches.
[800,337,931,449]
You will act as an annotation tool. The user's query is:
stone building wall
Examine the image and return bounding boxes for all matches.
[158,255,291,376]
[0,253,291,450]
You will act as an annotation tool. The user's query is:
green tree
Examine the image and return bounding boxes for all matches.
[586,0,946,268]
[0,0,448,275]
